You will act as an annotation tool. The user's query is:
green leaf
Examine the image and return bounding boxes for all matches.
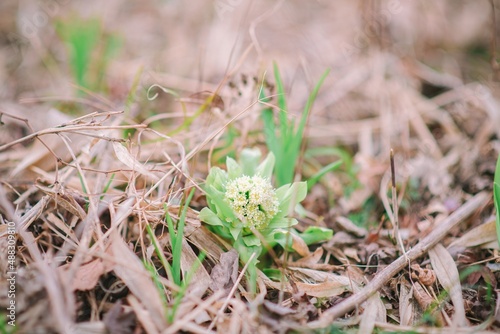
[56,18,101,90]
[266,217,298,230]
[272,229,294,250]
[229,226,243,242]
[306,147,354,176]
[205,167,228,192]
[198,208,224,226]
[146,221,174,285]
[255,152,275,179]
[240,148,262,176]
[233,238,262,264]
[261,109,280,157]
[205,186,236,221]
[276,181,307,216]
[298,226,334,245]
[226,157,242,180]
[242,234,261,247]
[165,212,181,285]
[262,268,282,281]
[163,188,195,287]
[294,203,308,217]
[209,224,232,240]
[494,154,500,248]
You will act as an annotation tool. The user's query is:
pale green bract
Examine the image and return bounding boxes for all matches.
[198,148,307,261]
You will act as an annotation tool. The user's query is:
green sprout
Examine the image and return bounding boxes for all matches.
[199,147,308,263]
[260,63,330,187]
[56,16,121,94]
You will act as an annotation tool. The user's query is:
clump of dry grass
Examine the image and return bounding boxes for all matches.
[1,1,500,333]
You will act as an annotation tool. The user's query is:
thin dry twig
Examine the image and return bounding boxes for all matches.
[0,124,147,152]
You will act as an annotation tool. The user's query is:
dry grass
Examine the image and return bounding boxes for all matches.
[1,1,500,333]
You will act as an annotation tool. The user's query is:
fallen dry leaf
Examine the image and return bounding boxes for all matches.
[359,293,386,333]
[336,216,367,237]
[344,247,361,262]
[103,300,136,334]
[179,238,211,296]
[412,281,445,326]
[449,218,497,249]
[278,229,311,257]
[70,259,113,291]
[209,249,239,294]
[295,247,323,265]
[429,243,468,327]
[127,295,160,334]
[37,183,87,220]
[399,282,414,326]
[294,281,350,298]
[112,142,160,182]
[110,234,167,331]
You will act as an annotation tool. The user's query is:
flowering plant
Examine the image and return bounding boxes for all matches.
[199,148,307,262]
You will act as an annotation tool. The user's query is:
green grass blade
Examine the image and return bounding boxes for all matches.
[259,85,280,157]
[171,189,196,286]
[164,212,180,285]
[76,172,90,210]
[272,62,289,141]
[143,261,169,320]
[493,154,500,247]
[283,68,330,186]
[76,172,88,196]
[168,251,206,323]
[260,65,330,187]
[124,65,143,115]
[168,94,212,136]
[307,160,343,190]
[146,222,174,284]
[94,34,122,91]
[56,17,101,91]
[295,68,330,142]
[99,173,116,201]
[306,147,354,177]
[260,65,292,186]
[101,173,115,195]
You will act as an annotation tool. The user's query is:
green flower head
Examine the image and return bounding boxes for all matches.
[199,148,307,243]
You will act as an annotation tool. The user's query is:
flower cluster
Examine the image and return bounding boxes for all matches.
[224,175,279,230]
[199,148,307,251]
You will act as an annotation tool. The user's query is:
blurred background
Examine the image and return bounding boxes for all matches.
[1,0,498,209]
[0,1,494,103]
